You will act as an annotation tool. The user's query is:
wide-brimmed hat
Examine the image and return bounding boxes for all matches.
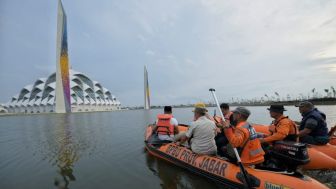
[267,105,286,113]
[192,102,208,113]
[232,107,250,118]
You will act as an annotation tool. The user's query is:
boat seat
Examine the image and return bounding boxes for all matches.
[147,134,173,145]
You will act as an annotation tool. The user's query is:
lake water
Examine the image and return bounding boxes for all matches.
[1,105,335,189]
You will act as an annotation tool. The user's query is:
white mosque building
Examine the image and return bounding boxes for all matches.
[2,1,121,114]
[4,70,121,114]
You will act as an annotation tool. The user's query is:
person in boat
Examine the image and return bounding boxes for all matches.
[175,102,217,155]
[152,106,179,141]
[219,107,265,165]
[215,103,233,156]
[213,103,233,124]
[259,105,298,144]
[295,101,329,145]
[221,103,233,122]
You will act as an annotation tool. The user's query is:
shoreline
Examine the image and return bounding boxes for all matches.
[1,98,335,114]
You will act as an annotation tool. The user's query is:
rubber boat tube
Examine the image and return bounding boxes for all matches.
[253,125,336,170]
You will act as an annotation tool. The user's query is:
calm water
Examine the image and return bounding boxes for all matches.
[1,106,335,189]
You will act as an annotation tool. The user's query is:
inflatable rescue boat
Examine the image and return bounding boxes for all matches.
[253,124,336,170]
[145,125,328,189]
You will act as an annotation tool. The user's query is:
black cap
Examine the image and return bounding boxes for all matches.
[232,107,250,118]
[295,101,314,109]
[267,105,286,113]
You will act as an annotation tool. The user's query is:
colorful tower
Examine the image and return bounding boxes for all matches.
[144,66,150,110]
[55,0,71,113]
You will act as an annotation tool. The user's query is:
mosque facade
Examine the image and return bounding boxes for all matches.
[4,70,121,113]
[2,0,121,114]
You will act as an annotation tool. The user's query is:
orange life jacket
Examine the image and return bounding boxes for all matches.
[273,116,298,142]
[237,122,265,165]
[156,114,174,135]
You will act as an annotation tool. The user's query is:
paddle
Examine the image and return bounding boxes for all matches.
[209,88,253,189]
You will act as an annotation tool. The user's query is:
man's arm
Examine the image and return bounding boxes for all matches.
[179,134,189,143]
[174,126,179,134]
[181,122,195,141]
[224,127,245,148]
[151,119,159,131]
[152,124,157,131]
[298,128,312,137]
[175,128,190,145]
[171,118,179,134]
[298,118,317,137]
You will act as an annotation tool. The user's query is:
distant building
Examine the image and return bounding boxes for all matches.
[0,104,8,113]
[4,70,121,114]
[2,0,121,114]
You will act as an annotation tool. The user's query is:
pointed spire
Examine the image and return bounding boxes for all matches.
[55,0,71,113]
[144,66,150,110]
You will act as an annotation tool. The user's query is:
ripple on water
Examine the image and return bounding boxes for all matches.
[1,108,336,189]
[304,170,336,188]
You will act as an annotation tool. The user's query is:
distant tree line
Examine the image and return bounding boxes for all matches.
[127,86,336,109]
[228,86,336,106]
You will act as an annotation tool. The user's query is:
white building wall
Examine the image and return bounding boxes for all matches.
[3,70,121,114]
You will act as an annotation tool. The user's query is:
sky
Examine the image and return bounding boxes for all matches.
[0,0,336,107]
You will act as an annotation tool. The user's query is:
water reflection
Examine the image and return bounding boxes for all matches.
[32,114,95,189]
[142,109,155,125]
[55,165,76,189]
[1,107,335,189]
[47,114,77,189]
[53,114,77,189]
[146,153,179,189]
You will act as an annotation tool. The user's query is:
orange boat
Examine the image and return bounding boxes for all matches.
[253,124,336,170]
[145,125,328,189]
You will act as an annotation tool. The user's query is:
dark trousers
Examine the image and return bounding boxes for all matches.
[215,133,229,156]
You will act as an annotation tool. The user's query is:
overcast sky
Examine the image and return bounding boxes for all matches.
[1,0,336,106]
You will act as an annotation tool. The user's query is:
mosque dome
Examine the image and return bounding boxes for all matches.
[4,70,121,113]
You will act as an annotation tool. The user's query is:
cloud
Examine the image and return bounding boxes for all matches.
[145,50,155,56]
[1,0,336,106]
[137,34,146,42]
[82,32,91,39]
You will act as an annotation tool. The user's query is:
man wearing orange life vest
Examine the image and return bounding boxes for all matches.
[220,107,265,165]
[259,105,298,143]
[152,106,179,141]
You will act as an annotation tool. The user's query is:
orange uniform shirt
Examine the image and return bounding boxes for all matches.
[263,115,297,143]
[224,121,249,148]
[224,121,264,165]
